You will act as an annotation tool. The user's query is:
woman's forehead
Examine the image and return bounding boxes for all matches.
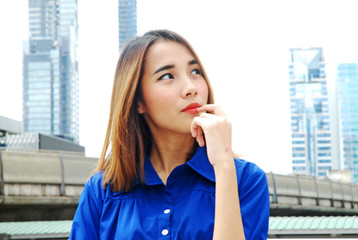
[144,40,196,68]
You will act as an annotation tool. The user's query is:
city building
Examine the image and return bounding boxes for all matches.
[289,48,335,178]
[0,115,23,147]
[0,116,23,137]
[332,63,358,183]
[5,132,85,153]
[23,0,79,143]
[118,0,137,51]
[0,115,83,153]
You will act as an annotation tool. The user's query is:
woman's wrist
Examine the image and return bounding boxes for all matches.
[212,154,235,174]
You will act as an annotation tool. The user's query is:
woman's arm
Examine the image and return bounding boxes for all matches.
[69,173,104,240]
[213,155,245,239]
[191,104,245,239]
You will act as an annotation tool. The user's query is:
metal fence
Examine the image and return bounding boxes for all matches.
[1,149,357,214]
[267,172,358,215]
[0,150,97,202]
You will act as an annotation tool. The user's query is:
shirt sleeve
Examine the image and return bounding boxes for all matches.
[69,173,104,240]
[236,160,270,240]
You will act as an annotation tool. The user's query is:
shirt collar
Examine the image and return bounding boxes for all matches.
[143,155,163,185]
[186,146,216,182]
[142,146,216,186]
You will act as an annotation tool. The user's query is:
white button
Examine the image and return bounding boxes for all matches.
[164,209,171,214]
[162,229,169,236]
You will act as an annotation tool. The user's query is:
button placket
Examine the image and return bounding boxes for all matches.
[159,187,173,238]
[159,207,172,238]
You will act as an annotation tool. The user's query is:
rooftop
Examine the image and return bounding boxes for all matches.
[0,216,357,239]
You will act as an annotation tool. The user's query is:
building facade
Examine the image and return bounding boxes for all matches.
[118,0,137,51]
[23,0,79,143]
[289,48,334,178]
[334,63,358,183]
[0,116,23,148]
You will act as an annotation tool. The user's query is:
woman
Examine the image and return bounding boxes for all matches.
[70,30,270,239]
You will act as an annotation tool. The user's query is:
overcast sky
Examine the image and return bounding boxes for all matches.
[1,0,358,174]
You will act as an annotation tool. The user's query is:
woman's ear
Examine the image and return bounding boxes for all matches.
[137,102,146,114]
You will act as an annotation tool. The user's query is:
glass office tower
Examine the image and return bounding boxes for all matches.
[118,0,137,51]
[335,63,358,183]
[289,48,333,178]
[23,0,79,143]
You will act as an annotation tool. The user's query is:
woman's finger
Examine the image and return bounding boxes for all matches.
[190,117,200,137]
[190,116,210,146]
[198,112,216,119]
[197,104,225,116]
[196,126,205,147]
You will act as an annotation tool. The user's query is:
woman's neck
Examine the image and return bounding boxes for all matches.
[149,131,195,184]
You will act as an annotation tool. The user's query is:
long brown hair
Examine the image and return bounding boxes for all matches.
[96,30,214,192]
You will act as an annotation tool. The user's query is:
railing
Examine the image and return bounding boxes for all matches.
[267,172,358,215]
[1,149,357,213]
[0,150,97,204]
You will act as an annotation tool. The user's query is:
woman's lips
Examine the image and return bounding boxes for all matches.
[182,103,201,114]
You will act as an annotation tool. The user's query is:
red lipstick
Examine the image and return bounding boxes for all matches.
[182,103,201,114]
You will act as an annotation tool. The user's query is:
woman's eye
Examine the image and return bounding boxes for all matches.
[191,69,201,75]
[158,73,174,80]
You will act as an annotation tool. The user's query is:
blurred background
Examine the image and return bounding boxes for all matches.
[2,0,358,176]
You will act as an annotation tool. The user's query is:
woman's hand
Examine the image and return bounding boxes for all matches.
[191,104,245,239]
[190,104,233,167]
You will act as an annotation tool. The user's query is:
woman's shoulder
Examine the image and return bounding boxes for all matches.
[83,171,108,200]
[85,171,128,199]
[234,158,265,173]
[87,171,105,187]
[233,158,268,186]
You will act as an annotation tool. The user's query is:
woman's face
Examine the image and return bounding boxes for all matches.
[138,40,209,135]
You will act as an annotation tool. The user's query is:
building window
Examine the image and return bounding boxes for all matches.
[293,166,306,171]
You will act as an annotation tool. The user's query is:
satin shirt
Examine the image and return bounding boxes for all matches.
[70,146,270,239]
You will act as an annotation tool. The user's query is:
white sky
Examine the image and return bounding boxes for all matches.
[1,0,358,174]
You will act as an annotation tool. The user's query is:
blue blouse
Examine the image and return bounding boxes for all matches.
[70,147,270,239]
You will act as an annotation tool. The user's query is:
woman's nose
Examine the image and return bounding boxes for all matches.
[182,78,198,98]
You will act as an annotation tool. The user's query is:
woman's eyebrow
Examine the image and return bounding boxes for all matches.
[153,60,198,76]
[153,65,174,75]
[189,60,198,65]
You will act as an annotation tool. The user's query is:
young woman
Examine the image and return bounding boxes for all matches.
[70,30,270,239]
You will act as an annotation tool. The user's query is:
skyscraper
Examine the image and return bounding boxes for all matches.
[333,63,358,183]
[23,0,79,143]
[289,48,334,178]
[118,0,137,51]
